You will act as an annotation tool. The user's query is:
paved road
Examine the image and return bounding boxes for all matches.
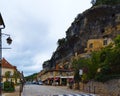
[21,84,98,96]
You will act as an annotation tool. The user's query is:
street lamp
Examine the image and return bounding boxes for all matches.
[0,13,12,96]
[6,36,12,45]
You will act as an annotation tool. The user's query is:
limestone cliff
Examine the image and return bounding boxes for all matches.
[44,5,120,70]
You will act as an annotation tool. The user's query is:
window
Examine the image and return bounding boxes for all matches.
[103,39,107,45]
[89,43,93,48]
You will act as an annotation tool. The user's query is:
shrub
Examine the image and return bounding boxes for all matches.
[4,81,15,92]
[93,0,120,6]
[95,73,120,82]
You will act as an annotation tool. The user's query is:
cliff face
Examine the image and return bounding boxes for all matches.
[46,5,120,69]
[66,5,120,52]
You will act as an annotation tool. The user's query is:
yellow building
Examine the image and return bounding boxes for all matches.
[37,69,74,86]
[85,38,112,53]
[1,58,20,83]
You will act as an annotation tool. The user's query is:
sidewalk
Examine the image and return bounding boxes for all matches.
[2,86,21,96]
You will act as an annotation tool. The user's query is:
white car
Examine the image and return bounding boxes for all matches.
[38,81,43,85]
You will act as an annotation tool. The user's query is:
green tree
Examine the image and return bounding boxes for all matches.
[93,0,120,6]
[110,35,120,74]
[89,52,101,78]
[95,35,120,82]
[72,58,90,89]
[57,38,66,46]
[13,71,20,84]
[72,35,120,83]
[94,44,114,82]
[72,59,82,89]
[5,71,11,81]
[114,34,120,48]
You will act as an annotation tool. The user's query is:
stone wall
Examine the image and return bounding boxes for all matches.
[79,79,120,96]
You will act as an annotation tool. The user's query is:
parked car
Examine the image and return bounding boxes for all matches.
[25,81,32,85]
[32,81,37,84]
[37,81,43,85]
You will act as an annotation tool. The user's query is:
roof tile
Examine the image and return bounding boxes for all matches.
[1,58,16,69]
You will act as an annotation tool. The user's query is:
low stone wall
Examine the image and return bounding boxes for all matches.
[79,79,120,96]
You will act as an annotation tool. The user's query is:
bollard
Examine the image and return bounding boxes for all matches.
[19,83,23,96]
[88,86,90,93]
[94,86,96,94]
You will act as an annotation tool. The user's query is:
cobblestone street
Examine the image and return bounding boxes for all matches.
[21,84,97,96]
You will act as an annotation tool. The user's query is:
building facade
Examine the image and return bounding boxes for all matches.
[37,69,74,86]
[1,58,20,83]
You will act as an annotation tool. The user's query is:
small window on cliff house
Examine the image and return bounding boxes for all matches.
[101,28,105,33]
[89,43,93,48]
[103,39,108,45]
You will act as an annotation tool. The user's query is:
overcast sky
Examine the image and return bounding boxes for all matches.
[1,0,92,76]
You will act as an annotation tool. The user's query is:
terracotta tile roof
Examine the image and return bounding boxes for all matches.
[1,58,16,69]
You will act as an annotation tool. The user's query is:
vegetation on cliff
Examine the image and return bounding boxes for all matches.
[92,0,120,6]
[72,35,120,83]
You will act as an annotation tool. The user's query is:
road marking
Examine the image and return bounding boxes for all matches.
[53,94,97,96]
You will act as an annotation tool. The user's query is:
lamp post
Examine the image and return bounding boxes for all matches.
[0,13,12,96]
[79,69,83,91]
[19,71,25,96]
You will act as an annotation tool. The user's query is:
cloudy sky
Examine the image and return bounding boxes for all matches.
[1,0,92,76]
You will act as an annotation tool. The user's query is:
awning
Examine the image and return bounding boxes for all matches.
[54,77,60,81]
[48,78,54,80]
[68,78,74,82]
